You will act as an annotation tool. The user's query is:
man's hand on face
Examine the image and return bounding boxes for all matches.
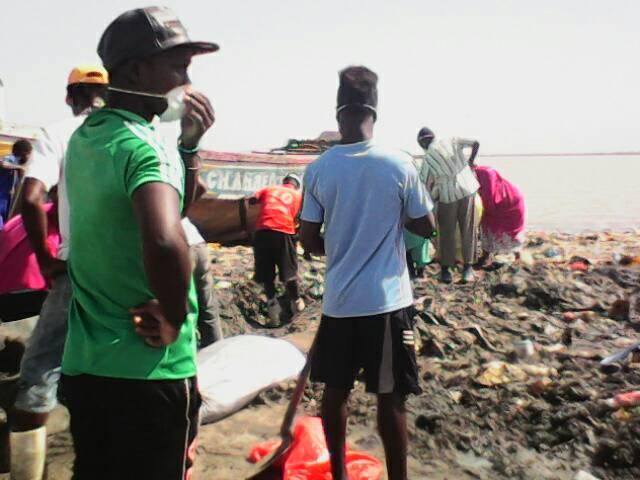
[130,299,180,348]
[180,90,215,149]
[37,254,67,281]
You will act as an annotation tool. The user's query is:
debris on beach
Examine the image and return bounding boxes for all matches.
[3,231,639,479]
[231,231,640,479]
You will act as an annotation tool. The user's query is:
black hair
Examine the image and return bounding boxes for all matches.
[67,83,108,106]
[12,139,32,157]
[337,66,378,115]
[417,126,435,141]
[283,176,300,188]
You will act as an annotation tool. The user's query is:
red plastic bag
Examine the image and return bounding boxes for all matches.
[249,416,383,480]
[568,261,589,272]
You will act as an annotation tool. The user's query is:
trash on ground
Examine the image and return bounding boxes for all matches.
[475,361,558,387]
[604,391,640,409]
[600,342,640,366]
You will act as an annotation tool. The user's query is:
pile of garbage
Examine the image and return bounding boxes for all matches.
[396,232,640,478]
[209,231,640,479]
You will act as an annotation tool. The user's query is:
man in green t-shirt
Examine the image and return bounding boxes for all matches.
[61,7,217,479]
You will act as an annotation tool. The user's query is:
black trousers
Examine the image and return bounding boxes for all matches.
[61,374,200,480]
[253,229,298,284]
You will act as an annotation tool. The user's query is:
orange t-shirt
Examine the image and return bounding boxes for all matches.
[254,184,302,235]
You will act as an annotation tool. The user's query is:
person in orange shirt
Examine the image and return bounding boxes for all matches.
[249,173,304,325]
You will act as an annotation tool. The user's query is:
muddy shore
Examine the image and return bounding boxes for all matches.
[2,230,640,479]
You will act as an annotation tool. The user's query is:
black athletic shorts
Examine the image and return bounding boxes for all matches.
[253,229,298,284]
[310,307,422,395]
[61,374,200,480]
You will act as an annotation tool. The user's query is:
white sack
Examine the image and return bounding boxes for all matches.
[198,334,305,424]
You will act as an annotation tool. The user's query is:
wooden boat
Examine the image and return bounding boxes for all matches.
[188,147,319,244]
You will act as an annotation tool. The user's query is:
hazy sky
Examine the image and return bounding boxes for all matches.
[1,0,638,154]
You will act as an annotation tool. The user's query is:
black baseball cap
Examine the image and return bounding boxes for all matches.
[418,127,435,141]
[98,6,219,70]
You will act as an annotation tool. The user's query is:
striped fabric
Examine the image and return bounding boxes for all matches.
[420,137,480,204]
[124,120,185,195]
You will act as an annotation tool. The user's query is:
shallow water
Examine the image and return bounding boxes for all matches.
[478,155,640,233]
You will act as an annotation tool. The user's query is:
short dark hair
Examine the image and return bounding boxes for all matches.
[417,126,434,142]
[67,83,108,103]
[12,139,32,157]
[337,66,378,114]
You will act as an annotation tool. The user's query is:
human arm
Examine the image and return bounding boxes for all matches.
[247,189,263,206]
[183,177,207,218]
[419,159,436,193]
[406,213,436,238]
[180,150,201,214]
[194,176,207,201]
[300,220,324,255]
[299,170,325,254]
[131,182,192,346]
[21,178,66,278]
[456,138,480,165]
[0,160,24,172]
[403,160,436,238]
[20,132,66,278]
[468,141,480,165]
[179,91,215,214]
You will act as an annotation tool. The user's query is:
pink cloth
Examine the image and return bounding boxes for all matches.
[474,166,525,243]
[0,203,60,294]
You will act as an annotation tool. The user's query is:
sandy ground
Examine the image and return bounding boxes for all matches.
[1,230,640,479]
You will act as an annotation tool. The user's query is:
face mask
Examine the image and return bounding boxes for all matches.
[108,85,189,122]
[158,86,187,122]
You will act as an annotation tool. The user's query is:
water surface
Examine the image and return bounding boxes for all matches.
[478,155,640,232]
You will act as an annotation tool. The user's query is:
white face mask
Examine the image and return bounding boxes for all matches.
[108,85,189,123]
[159,86,187,122]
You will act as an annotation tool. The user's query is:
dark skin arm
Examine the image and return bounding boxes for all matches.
[131,182,192,347]
[194,176,207,201]
[0,161,24,171]
[181,151,201,215]
[180,91,215,214]
[184,177,207,217]
[406,212,437,238]
[21,178,66,279]
[300,220,325,256]
[468,141,480,166]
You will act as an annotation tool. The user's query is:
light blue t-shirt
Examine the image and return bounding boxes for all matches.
[301,140,434,318]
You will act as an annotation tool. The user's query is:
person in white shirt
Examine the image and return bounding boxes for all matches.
[4,66,108,479]
[417,127,480,284]
[181,217,223,346]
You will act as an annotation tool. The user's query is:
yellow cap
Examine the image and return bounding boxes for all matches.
[67,65,109,86]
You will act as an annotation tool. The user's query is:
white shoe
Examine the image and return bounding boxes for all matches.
[291,298,306,314]
[266,299,280,327]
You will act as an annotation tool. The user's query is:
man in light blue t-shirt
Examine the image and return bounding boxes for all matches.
[300,66,435,480]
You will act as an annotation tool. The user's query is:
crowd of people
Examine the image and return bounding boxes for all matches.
[0,6,527,480]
